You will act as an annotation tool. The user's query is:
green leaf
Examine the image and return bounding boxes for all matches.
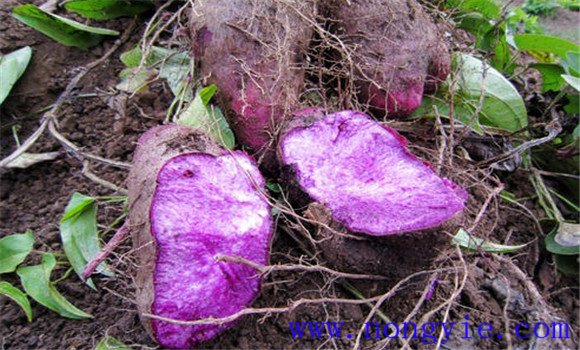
[121,46,181,68]
[529,63,566,92]
[564,51,580,77]
[120,46,172,68]
[119,46,142,67]
[176,86,236,149]
[16,253,92,319]
[553,254,579,276]
[447,0,501,19]
[562,74,580,92]
[564,93,579,114]
[60,193,107,288]
[506,7,542,35]
[0,281,33,322]
[198,84,217,105]
[12,5,118,50]
[266,180,282,193]
[452,228,528,253]
[119,46,193,100]
[558,0,580,11]
[94,336,130,350]
[157,51,193,101]
[61,192,94,221]
[63,0,152,20]
[116,67,156,93]
[0,46,32,106]
[0,230,34,274]
[454,53,528,132]
[456,13,494,43]
[492,35,515,74]
[514,34,580,60]
[545,222,580,255]
[412,94,485,134]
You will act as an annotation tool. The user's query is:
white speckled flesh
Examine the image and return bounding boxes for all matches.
[150,152,271,348]
[280,110,467,236]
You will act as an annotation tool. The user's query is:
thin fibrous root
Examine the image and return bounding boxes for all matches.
[83,224,130,279]
[142,267,458,327]
[216,254,388,280]
[81,161,128,195]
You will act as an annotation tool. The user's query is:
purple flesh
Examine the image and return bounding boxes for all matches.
[280,110,467,236]
[150,152,271,348]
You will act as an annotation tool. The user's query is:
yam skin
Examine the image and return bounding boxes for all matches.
[324,0,450,116]
[304,202,461,278]
[190,0,317,161]
[279,110,466,278]
[127,125,272,349]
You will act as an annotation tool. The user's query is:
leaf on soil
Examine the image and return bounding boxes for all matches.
[4,152,60,169]
[454,53,528,132]
[452,228,528,253]
[0,281,33,322]
[119,46,142,67]
[514,34,580,61]
[116,67,156,94]
[157,52,193,101]
[545,222,580,255]
[12,5,118,50]
[118,46,193,100]
[120,46,174,68]
[94,336,130,350]
[176,85,235,149]
[0,46,32,106]
[60,193,109,289]
[63,0,153,20]
[0,230,34,274]
[16,253,92,319]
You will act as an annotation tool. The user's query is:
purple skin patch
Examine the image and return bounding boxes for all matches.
[230,81,274,151]
[280,110,467,236]
[367,83,425,115]
[150,152,272,348]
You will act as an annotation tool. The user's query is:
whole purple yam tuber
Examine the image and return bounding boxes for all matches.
[325,0,451,115]
[280,110,467,236]
[127,125,272,349]
[190,0,316,158]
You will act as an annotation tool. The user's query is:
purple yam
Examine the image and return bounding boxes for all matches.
[190,0,316,158]
[324,0,450,115]
[127,125,272,349]
[279,110,467,236]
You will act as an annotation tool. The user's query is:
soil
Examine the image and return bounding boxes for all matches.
[538,8,580,43]
[0,1,578,350]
